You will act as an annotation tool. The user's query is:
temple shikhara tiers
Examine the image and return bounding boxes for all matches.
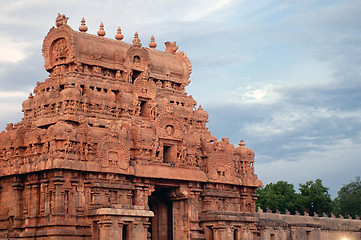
[0,14,360,240]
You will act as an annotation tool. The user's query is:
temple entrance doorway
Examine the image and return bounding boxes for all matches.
[148,188,173,240]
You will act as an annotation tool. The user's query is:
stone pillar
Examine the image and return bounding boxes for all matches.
[134,185,144,206]
[84,180,92,213]
[23,183,31,220]
[70,180,79,217]
[39,179,49,215]
[117,222,124,239]
[240,193,248,212]
[0,185,2,209]
[98,219,115,240]
[12,181,24,227]
[53,176,65,215]
[143,221,151,240]
[242,227,252,240]
[213,225,227,240]
[63,188,70,216]
[12,182,24,218]
[29,182,40,217]
[130,221,149,240]
[189,186,203,239]
[173,200,190,240]
[46,187,54,216]
[170,186,191,240]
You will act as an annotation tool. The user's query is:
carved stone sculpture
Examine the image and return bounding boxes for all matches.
[0,14,358,240]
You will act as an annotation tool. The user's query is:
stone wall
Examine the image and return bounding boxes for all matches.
[256,211,361,240]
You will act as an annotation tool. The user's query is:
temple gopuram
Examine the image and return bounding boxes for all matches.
[1,14,360,240]
[0,14,262,240]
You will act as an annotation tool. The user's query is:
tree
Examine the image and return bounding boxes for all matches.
[256,181,303,214]
[299,179,332,216]
[333,177,361,218]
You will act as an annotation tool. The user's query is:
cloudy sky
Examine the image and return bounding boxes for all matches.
[1,0,360,197]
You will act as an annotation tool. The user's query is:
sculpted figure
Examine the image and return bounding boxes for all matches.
[55,13,69,27]
[53,38,68,62]
[115,70,122,79]
[0,16,266,240]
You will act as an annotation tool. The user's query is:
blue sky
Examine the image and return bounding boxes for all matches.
[0,0,360,197]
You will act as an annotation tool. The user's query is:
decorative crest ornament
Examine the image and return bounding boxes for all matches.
[132,32,142,47]
[97,22,106,37]
[115,27,124,41]
[79,17,88,32]
[149,36,157,48]
[165,41,178,54]
[238,139,246,146]
[55,13,69,27]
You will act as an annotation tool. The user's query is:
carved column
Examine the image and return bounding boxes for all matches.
[52,176,65,216]
[251,193,258,212]
[133,185,144,206]
[84,180,92,214]
[39,179,49,216]
[189,185,203,239]
[46,186,54,216]
[131,221,149,240]
[12,181,24,226]
[212,225,228,240]
[30,181,40,218]
[242,227,252,240]
[134,182,150,206]
[170,186,190,240]
[117,222,124,239]
[70,179,79,217]
[23,183,31,221]
[240,192,248,212]
[98,219,115,240]
[63,187,70,217]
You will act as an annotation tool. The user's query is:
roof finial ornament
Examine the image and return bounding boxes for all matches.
[164,41,178,54]
[149,36,157,49]
[238,139,246,147]
[79,18,88,32]
[97,22,106,37]
[115,27,124,41]
[132,32,142,47]
[55,13,69,28]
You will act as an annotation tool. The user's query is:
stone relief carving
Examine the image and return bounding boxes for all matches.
[134,78,157,99]
[98,135,130,169]
[52,38,68,62]
[0,14,269,240]
[156,113,184,140]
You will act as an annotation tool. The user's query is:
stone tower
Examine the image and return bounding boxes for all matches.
[0,14,262,239]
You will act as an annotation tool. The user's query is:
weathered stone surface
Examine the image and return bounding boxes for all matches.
[0,14,360,240]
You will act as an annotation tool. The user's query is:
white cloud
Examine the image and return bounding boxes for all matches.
[0,90,28,98]
[231,84,281,104]
[181,0,234,22]
[0,37,29,63]
[241,104,361,139]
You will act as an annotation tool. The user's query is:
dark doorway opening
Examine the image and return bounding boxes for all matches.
[148,188,173,240]
[132,70,141,83]
[139,100,147,117]
[122,224,129,240]
[163,145,172,163]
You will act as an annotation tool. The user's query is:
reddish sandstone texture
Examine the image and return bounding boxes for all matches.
[0,14,261,239]
[2,14,359,240]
